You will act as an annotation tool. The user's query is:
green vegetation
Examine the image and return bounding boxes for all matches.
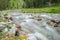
[0,0,23,10]
[0,0,9,10]
[0,13,9,22]
[0,0,60,13]
[0,18,7,22]
[4,13,9,16]
[8,0,23,9]
[21,4,60,13]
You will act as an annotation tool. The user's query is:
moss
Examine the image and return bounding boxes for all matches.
[0,18,7,22]
[4,13,8,16]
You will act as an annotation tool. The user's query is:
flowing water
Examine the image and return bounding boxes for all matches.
[0,11,60,40]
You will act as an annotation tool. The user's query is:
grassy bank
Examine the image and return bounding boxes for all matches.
[20,4,60,13]
[0,4,60,13]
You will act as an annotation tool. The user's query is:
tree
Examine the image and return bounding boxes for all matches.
[0,0,9,10]
[23,0,45,8]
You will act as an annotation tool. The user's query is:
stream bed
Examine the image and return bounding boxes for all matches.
[0,10,60,40]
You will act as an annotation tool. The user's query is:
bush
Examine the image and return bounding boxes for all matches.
[0,0,9,10]
[23,0,44,8]
[8,0,23,9]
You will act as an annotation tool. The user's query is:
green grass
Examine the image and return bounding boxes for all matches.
[20,4,60,13]
[0,4,60,13]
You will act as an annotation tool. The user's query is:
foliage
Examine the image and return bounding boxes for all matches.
[0,0,60,10]
[0,18,7,22]
[0,0,9,10]
[22,0,60,8]
[0,0,23,10]
[8,0,23,9]
[21,4,60,13]
[4,13,8,16]
[23,0,44,8]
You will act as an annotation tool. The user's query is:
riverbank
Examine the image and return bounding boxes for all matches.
[21,5,60,13]
[0,4,60,13]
